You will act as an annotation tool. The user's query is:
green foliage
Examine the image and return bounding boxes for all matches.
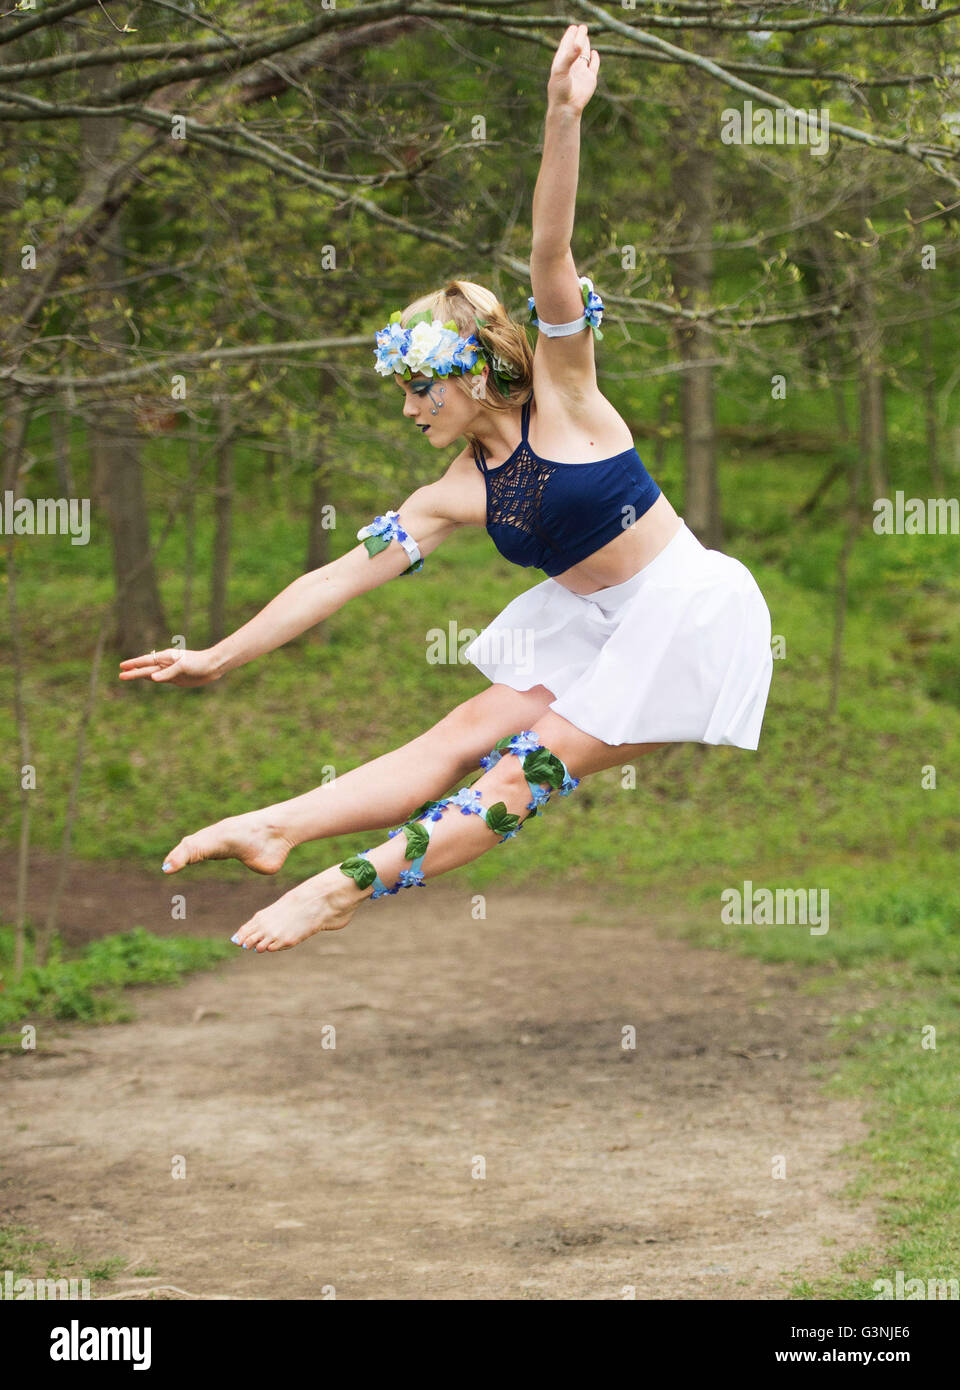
[0,1224,125,1290]
[0,926,233,1029]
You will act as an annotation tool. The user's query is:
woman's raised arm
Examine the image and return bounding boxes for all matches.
[532,25,598,268]
[529,24,601,398]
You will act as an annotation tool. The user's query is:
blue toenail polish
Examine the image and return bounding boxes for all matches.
[230,933,239,944]
[162,862,171,872]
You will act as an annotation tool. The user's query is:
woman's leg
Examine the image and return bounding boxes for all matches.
[232,711,668,951]
[161,682,558,875]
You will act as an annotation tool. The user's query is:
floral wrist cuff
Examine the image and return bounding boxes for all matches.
[528,276,604,341]
[357,509,423,575]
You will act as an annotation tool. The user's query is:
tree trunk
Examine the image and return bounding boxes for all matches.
[851,191,888,501]
[305,383,336,577]
[828,440,868,721]
[183,434,198,636]
[209,397,235,646]
[919,270,942,491]
[49,399,75,499]
[805,235,850,441]
[80,71,167,652]
[854,306,887,504]
[305,445,332,576]
[651,384,673,475]
[2,394,34,981]
[668,73,721,548]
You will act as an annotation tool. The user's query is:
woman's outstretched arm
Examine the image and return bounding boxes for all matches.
[117,479,464,687]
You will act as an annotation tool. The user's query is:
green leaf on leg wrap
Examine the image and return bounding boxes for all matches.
[401,821,430,860]
[522,747,565,789]
[339,855,378,889]
[485,801,522,837]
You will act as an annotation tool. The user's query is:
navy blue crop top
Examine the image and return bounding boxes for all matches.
[471,395,661,577]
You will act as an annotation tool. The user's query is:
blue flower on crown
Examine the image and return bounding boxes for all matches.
[452,335,482,373]
[374,322,410,376]
[373,309,487,381]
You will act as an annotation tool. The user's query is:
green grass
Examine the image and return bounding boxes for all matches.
[641,867,960,1299]
[0,924,233,1031]
[2,368,959,1296]
[0,1223,127,1296]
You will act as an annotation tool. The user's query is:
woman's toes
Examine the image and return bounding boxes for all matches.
[163,815,290,877]
[161,836,198,873]
[162,825,224,873]
[234,912,270,951]
[231,922,253,949]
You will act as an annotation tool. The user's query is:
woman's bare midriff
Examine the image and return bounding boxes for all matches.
[550,491,684,596]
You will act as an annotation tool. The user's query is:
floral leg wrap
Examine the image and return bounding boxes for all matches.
[338,730,580,897]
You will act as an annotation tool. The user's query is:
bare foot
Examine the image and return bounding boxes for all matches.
[161,811,296,876]
[231,866,366,952]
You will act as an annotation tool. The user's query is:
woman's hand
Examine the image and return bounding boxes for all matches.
[118,647,223,688]
[547,23,599,115]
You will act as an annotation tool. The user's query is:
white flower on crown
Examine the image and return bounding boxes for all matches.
[404,320,459,374]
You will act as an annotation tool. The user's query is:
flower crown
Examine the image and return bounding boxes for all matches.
[373,277,604,396]
[373,309,521,397]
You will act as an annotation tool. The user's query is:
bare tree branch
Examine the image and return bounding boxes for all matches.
[568,0,960,188]
[0,0,102,47]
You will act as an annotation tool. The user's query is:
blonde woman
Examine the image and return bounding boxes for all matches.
[120,24,773,951]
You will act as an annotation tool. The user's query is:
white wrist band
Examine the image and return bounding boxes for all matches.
[534,313,589,337]
[397,531,422,568]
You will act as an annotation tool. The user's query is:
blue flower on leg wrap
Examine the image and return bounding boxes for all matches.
[406,783,523,849]
[450,787,485,815]
[340,813,441,896]
[423,790,524,844]
[481,730,580,814]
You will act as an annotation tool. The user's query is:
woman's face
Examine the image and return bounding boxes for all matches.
[395,371,481,447]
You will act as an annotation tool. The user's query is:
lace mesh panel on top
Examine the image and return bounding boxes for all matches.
[485,443,556,545]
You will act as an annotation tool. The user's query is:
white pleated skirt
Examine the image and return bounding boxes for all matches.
[462,520,773,750]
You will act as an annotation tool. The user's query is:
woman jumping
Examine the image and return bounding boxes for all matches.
[119,24,773,953]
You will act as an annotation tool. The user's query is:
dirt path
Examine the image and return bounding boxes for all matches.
[1,853,876,1300]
